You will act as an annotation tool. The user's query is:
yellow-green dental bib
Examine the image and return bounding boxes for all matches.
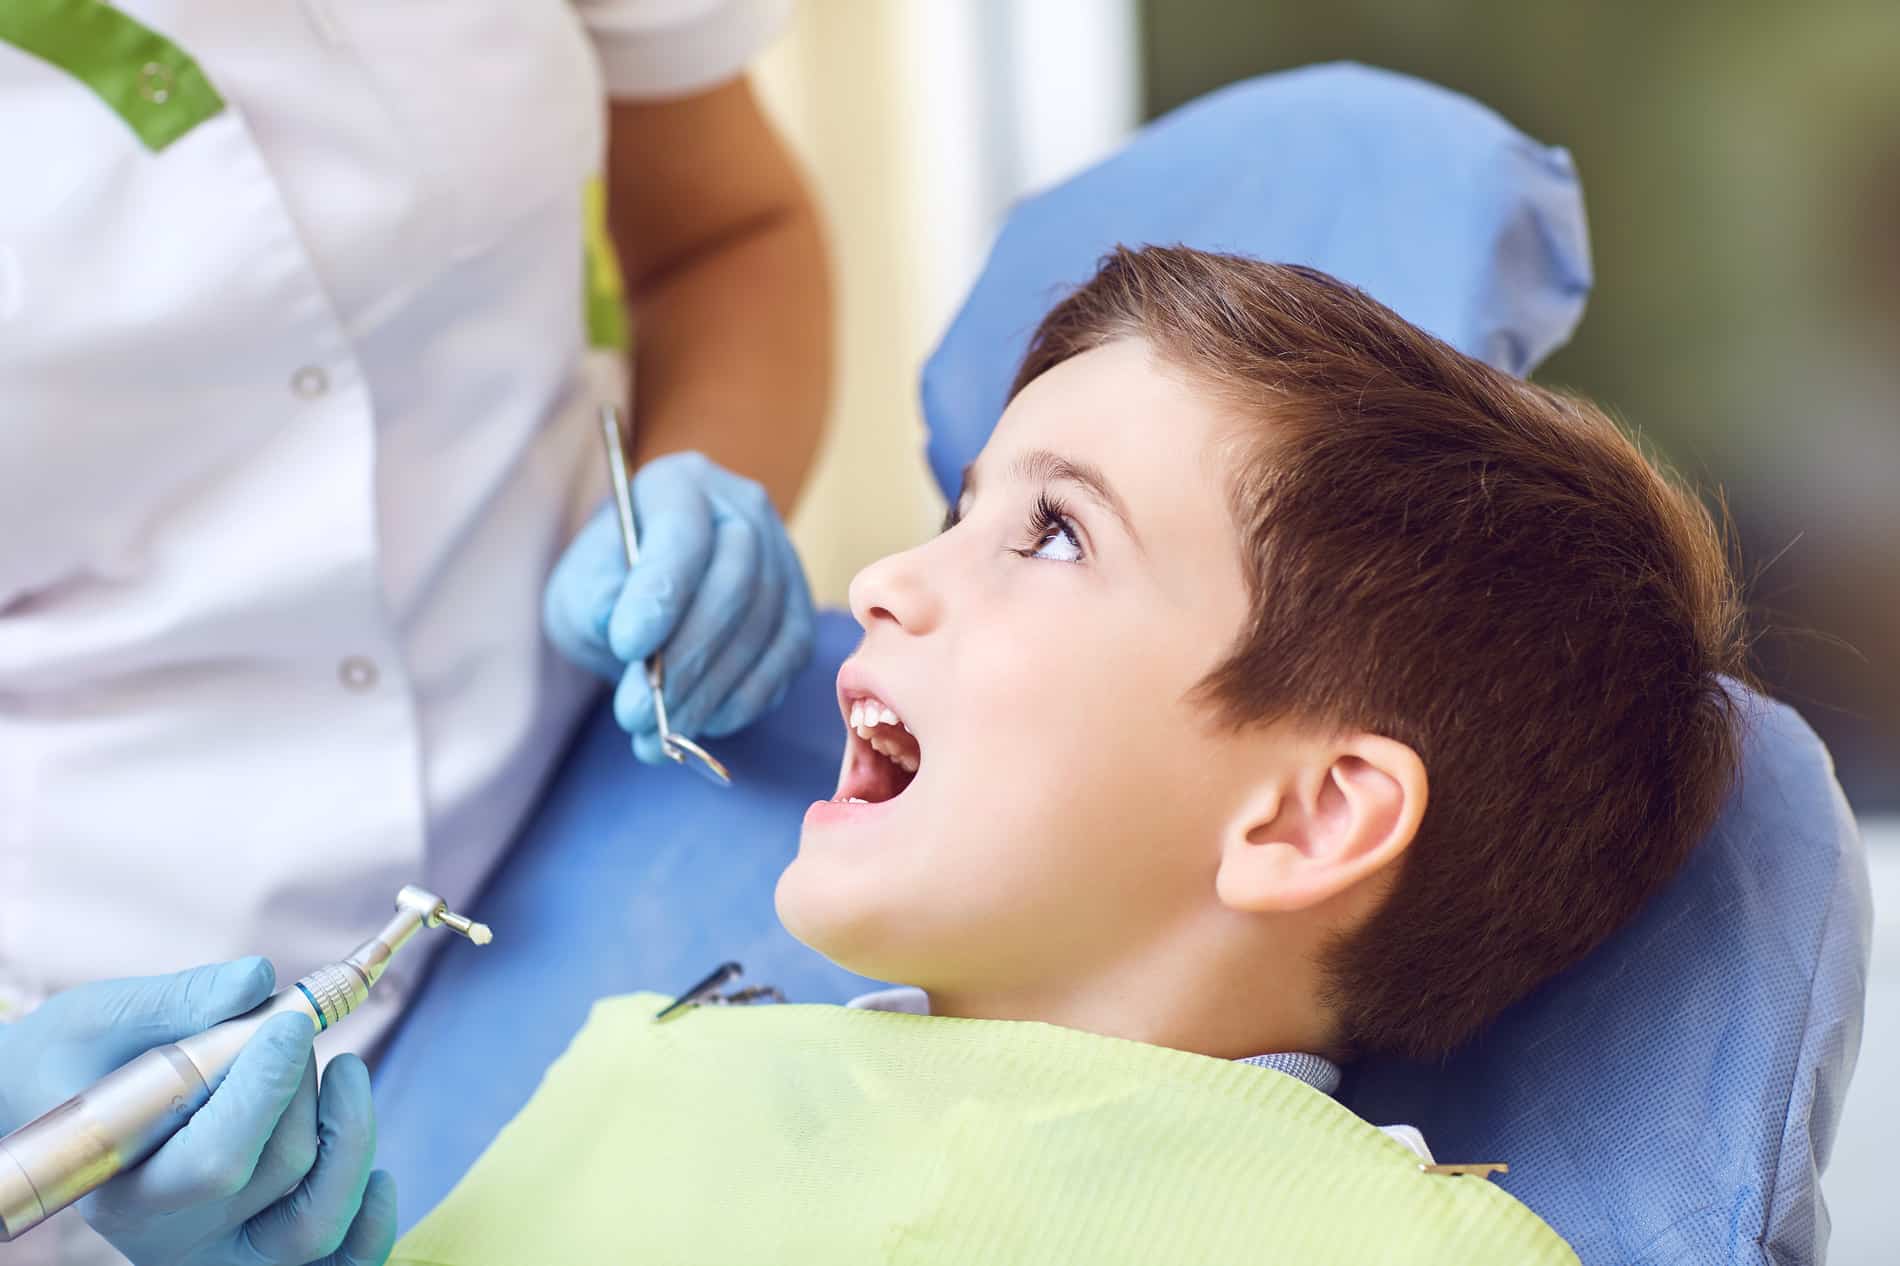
[393,993,1576,1265]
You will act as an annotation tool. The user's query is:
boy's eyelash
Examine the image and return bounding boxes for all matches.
[1013,492,1082,560]
[940,490,1084,561]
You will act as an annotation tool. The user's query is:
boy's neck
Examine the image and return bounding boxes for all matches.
[919,937,1333,1062]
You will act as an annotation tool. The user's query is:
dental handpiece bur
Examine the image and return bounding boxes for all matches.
[0,885,491,1243]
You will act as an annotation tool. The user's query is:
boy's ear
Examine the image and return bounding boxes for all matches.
[1215,733,1428,915]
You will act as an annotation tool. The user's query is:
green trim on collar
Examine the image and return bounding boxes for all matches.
[0,0,224,152]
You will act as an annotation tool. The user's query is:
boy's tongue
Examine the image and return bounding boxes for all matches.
[833,750,911,804]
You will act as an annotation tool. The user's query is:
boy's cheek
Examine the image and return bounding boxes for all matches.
[962,629,1144,736]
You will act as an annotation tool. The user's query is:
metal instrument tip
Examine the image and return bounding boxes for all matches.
[654,961,743,1022]
[437,909,493,946]
[662,733,733,787]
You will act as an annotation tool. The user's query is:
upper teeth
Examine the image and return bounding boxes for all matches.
[849,696,918,773]
[849,699,900,730]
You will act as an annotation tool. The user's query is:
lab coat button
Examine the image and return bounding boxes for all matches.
[139,63,174,105]
[338,656,379,692]
[292,366,330,398]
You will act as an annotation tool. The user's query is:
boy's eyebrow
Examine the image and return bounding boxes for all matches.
[964,448,1140,548]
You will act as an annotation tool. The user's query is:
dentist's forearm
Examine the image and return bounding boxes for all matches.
[624,202,832,514]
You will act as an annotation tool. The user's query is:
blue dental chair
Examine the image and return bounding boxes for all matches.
[373,64,1873,1266]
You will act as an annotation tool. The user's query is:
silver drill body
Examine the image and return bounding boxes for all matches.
[0,885,489,1241]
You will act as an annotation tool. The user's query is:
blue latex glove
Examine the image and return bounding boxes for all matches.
[0,960,396,1266]
[543,451,817,764]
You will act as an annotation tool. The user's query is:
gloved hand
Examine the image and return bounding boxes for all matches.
[544,451,816,764]
[0,960,396,1266]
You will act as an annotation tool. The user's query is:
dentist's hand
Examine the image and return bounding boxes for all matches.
[0,960,396,1266]
[544,451,816,764]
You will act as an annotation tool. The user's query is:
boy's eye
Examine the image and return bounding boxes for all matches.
[1029,524,1082,563]
[1017,492,1083,563]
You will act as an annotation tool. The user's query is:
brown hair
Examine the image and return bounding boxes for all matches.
[1013,246,1748,1060]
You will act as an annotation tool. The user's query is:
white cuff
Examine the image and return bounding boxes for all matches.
[579,0,792,101]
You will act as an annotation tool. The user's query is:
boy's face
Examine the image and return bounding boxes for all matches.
[777,339,1272,996]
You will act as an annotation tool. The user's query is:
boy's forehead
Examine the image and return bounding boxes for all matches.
[982,340,1231,505]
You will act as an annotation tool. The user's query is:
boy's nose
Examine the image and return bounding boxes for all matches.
[848,540,944,635]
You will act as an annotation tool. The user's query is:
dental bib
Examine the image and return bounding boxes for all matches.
[391,993,1576,1265]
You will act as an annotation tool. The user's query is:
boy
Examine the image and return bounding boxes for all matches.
[392,248,1745,1264]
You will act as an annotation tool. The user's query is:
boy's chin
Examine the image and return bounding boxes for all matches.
[775,858,920,984]
[775,855,868,960]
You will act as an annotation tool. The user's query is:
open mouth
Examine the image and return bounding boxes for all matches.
[831,692,922,805]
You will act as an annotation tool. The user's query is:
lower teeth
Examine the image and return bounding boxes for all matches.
[832,796,870,805]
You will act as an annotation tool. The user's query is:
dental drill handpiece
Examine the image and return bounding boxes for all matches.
[0,885,491,1242]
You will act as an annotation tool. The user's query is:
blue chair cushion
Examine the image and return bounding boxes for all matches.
[374,63,1872,1266]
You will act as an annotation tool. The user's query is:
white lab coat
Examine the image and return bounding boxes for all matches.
[0,0,790,1066]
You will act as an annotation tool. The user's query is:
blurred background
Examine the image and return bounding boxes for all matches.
[753,4,1894,1256]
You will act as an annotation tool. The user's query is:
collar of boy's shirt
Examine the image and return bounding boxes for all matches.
[845,986,1343,1098]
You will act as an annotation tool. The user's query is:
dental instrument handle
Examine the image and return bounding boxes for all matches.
[598,405,673,726]
[0,885,488,1242]
[597,404,734,787]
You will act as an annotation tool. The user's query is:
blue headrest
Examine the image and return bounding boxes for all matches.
[920,61,1592,500]
[1347,694,1871,1265]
